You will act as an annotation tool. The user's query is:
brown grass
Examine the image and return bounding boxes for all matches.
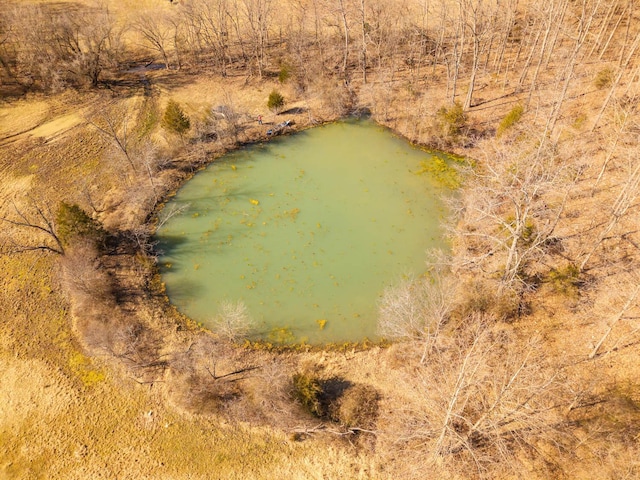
[2,0,640,477]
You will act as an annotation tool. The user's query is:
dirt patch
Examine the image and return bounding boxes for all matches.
[0,100,51,141]
[25,112,84,142]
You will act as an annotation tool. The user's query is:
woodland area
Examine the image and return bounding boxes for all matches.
[1,0,640,478]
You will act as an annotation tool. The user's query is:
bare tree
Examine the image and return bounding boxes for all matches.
[59,237,113,304]
[357,0,368,83]
[596,0,630,60]
[378,259,456,363]
[384,314,570,477]
[88,104,136,172]
[0,196,106,259]
[135,11,174,69]
[490,0,518,76]
[593,100,634,189]
[210,300,255,342]
[0,12,19,87]
[168,335,257,412]
[69,4,123,87]
[336,0,352,77]
[240,0,272,77]
[156,203,191,231]
[589,275,640,359]
[445,0,465,103]
[542,0,602,136]
[207,96,246,144]
[591,30,640,132]
[462,0,499,109]
[450,134,577,290]
[579,144,640,271]
[523,0,569,107]
[0,199,64,255]
[189,0,233,76]
[6,3,123,89]
[88,102,168,204]
[586,0,621,59]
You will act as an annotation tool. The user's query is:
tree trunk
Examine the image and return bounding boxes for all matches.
[589,285,640,359]
[338,0,350,77]
[359,0,367,84]
[591,31,640,131]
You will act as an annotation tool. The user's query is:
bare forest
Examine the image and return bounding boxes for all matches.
[1,0,640,478]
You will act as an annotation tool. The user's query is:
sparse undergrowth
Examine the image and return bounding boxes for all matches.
[1,0,640,477]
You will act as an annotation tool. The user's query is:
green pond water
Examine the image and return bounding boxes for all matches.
[156,121,448,344]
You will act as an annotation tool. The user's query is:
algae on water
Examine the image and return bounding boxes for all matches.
[156,122,448,343]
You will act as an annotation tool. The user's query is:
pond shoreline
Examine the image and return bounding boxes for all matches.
[154,120,449,344]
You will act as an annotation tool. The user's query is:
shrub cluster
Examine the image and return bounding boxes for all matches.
[162,100,191,137]
[291,373,379,429]
[56,202,106,250]
[331,384,379,429]
[547,263,581,298]
[594,68,613,89]
[267,90,285,113]
[435,101,467,142]
[453,281,523,322]
[497,104,524,137]
[292,373,324,417]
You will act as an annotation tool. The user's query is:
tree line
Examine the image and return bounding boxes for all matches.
[2,0,638,116]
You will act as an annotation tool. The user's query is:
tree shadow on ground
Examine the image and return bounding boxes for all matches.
[319,377,352,412]
[280,107,307,115]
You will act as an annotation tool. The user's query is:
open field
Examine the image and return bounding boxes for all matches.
[2,0,640,478]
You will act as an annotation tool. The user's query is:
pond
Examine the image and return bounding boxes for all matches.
[155,120,450,344]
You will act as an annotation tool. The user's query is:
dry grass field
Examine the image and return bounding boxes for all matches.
[2,0,640,478]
